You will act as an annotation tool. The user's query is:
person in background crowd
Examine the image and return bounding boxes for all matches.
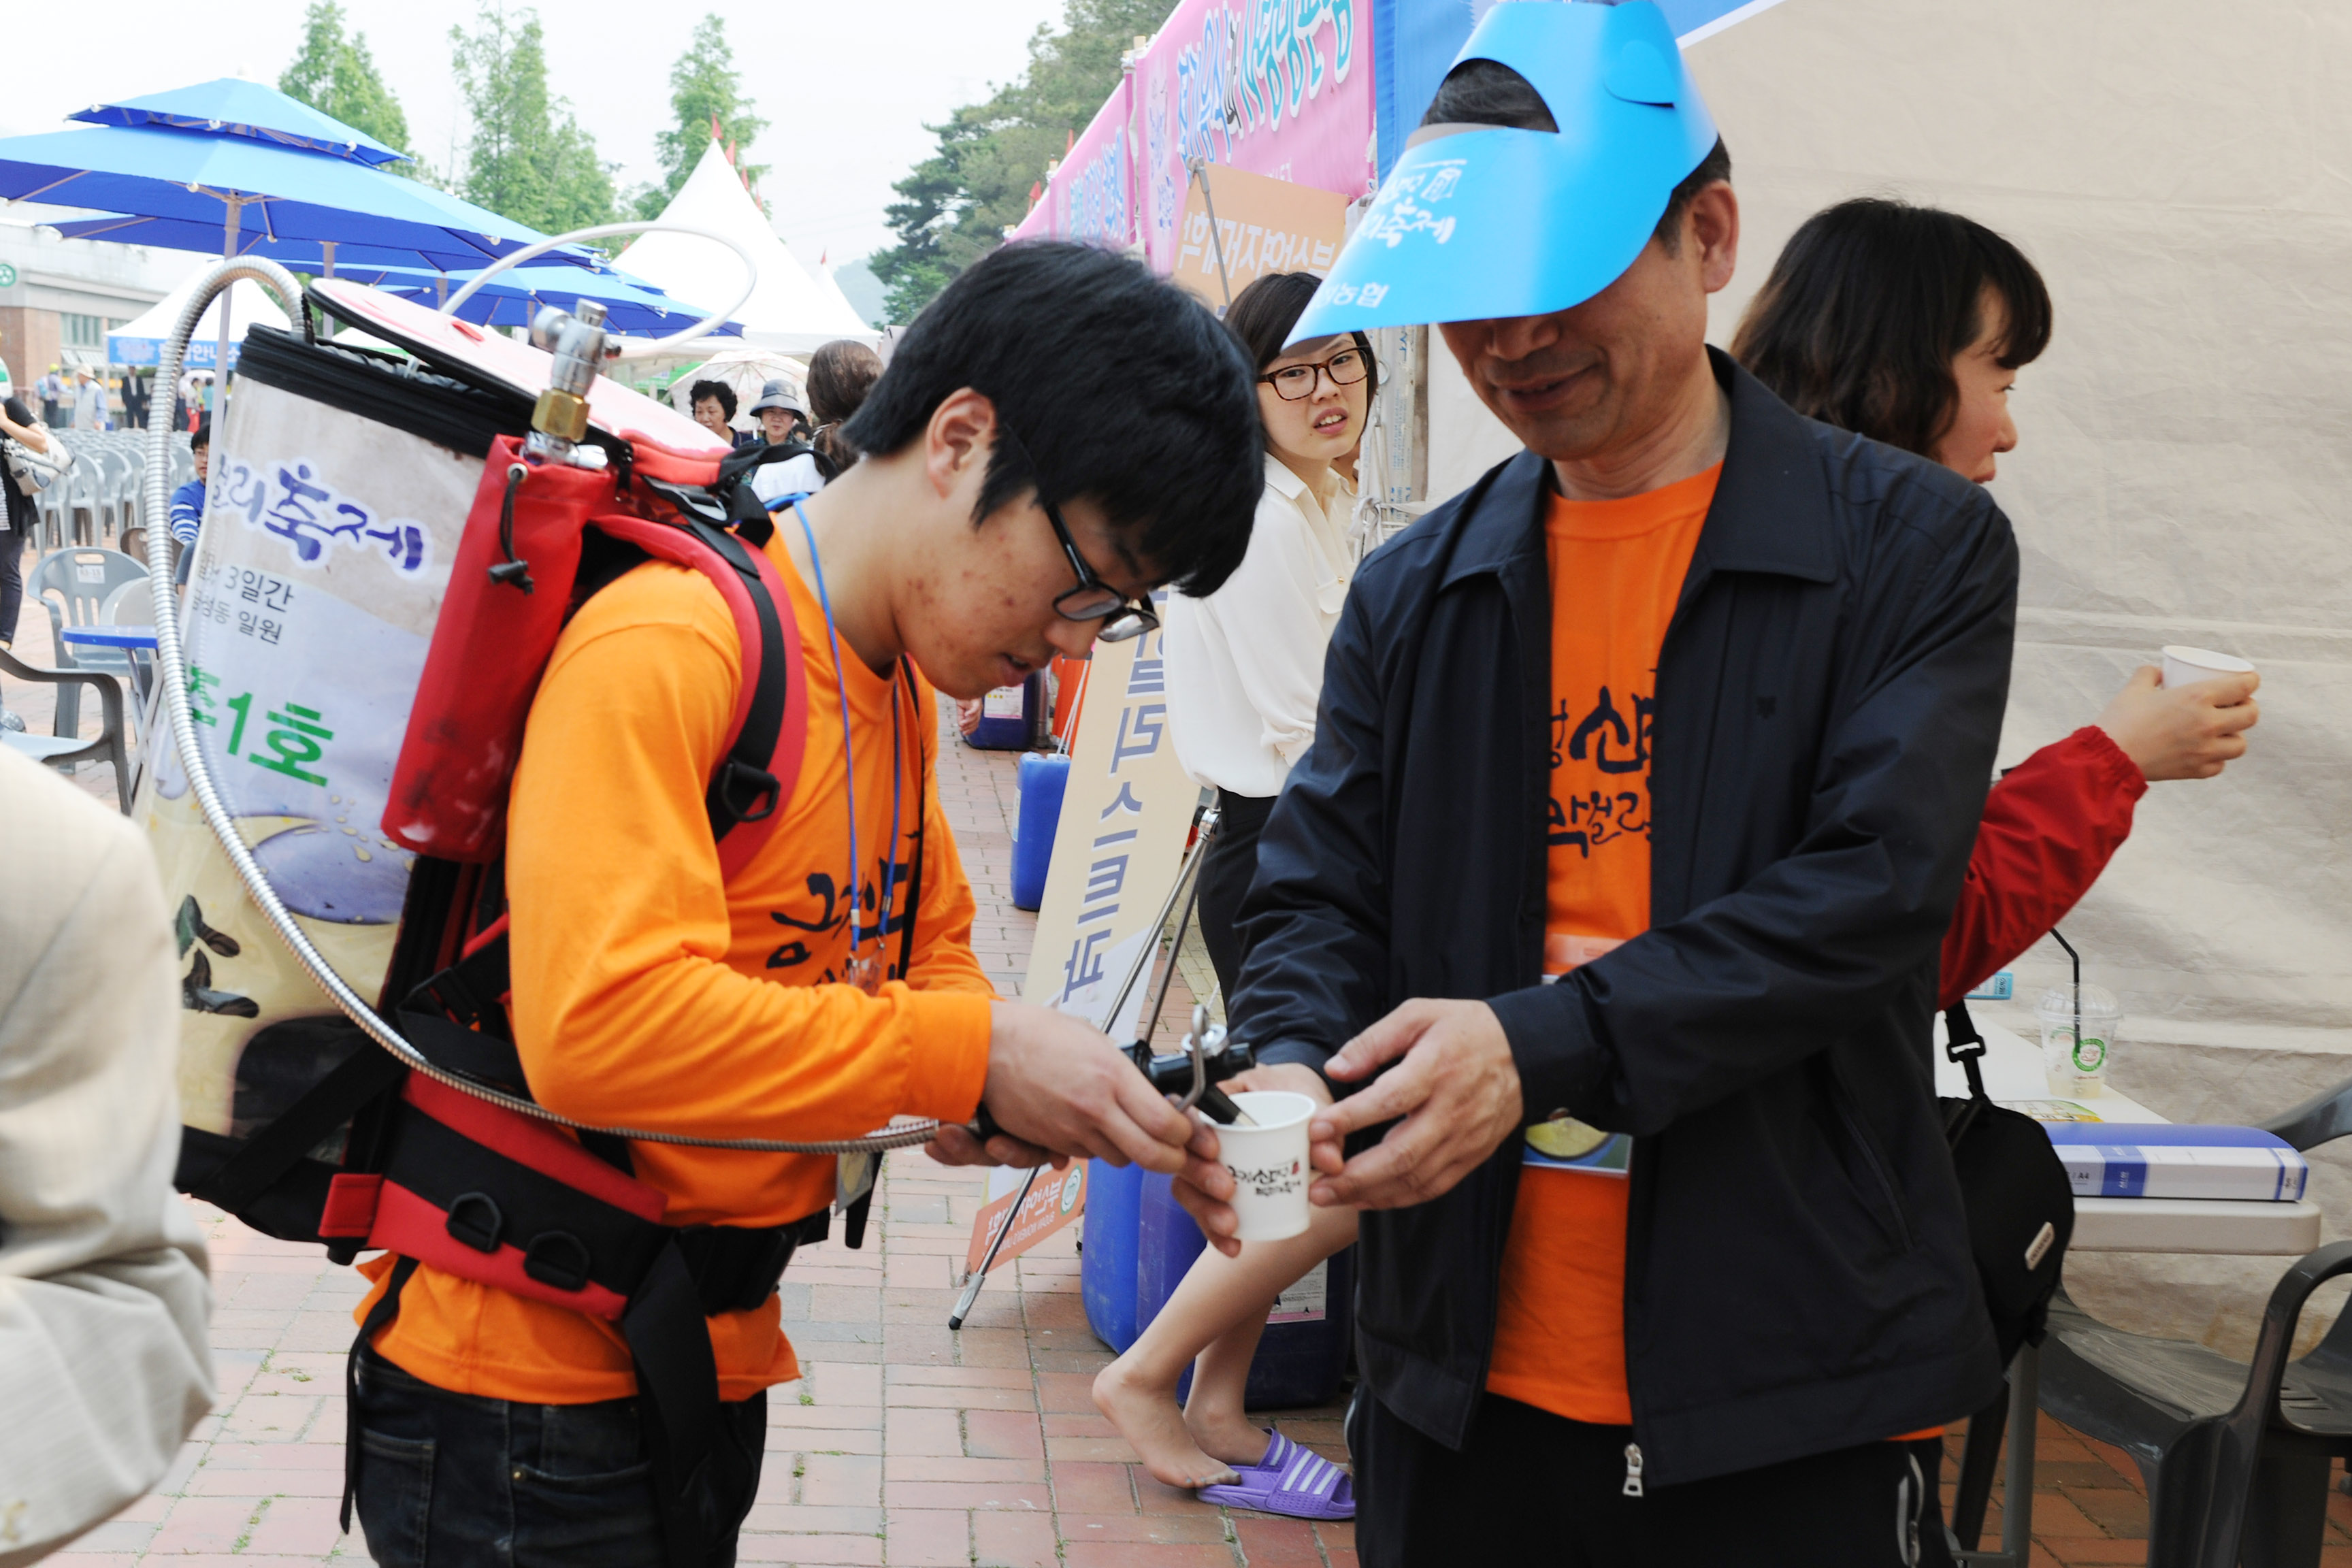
[71,367,105,431]
[689,376,747,446]
[38,366,66,429]
[1731,197,2260,1017]
[0,389,52,650]
[1093,270,1366,1520]
[168,420,210,586]
[121,369,149,431]
[746,377,828,508]
[1177,7,2016,1559]
[0,325,15,406]
[806,338,885,477]
[0,746,216,1565]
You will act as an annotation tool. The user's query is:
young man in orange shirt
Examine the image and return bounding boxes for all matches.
[1177,5,2016,1563]
[348,242,1266,1566]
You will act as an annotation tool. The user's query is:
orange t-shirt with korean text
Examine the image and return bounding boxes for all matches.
[1484,462,1717,1425]
[357,534,996,1405]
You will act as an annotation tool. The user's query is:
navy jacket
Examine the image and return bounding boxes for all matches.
[1235,351,2018,1485]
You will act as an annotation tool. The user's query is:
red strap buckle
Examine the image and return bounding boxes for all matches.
[319,1173,385,1239]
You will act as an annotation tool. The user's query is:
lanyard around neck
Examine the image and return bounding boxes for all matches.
[791,500,904,970]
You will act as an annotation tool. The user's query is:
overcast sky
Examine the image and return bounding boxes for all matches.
[3,0,1070,267]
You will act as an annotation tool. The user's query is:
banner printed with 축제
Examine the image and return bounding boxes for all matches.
[1019,608,1198,1046]
[139,374,477,1140]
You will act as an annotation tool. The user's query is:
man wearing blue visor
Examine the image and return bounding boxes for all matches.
[1175,2,2015,1561]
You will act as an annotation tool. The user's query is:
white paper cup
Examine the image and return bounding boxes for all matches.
[2160,644,2256,689]
[1216,1090,1317,1243]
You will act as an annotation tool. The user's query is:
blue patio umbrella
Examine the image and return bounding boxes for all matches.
[339,263,745,338]
[72,78,408,166]
[0,79,591,276]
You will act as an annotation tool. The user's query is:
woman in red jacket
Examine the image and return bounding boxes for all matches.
[1731,199,2260,1005]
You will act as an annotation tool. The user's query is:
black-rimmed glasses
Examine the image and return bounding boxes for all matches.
[998,427,1159,644]
[1260,346,1369,402]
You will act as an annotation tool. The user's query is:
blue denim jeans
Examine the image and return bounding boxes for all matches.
[351,1345,766,1567]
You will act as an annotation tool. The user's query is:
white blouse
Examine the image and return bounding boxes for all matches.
[1164,453,1356,798]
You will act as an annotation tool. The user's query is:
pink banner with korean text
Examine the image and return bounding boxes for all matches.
[1011,0,1376,278]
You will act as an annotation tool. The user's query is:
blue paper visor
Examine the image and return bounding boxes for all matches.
[1290,0,1718,343]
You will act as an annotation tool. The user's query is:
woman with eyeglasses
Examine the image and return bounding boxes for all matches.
[1097,272,1370,1520]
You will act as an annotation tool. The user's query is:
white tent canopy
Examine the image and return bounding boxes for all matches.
[813,262,872,333]
[617,141,876,354]
[107,270,291,370]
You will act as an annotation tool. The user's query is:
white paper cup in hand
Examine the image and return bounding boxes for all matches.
[2160,644,2256,690]
[1216,1090,1317,1243]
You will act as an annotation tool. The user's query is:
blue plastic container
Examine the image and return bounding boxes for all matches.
[1011,751,1069,911]
[1080,1158,1147,1353]
[967,670,1049,750]
[1081,1165,1354,1409]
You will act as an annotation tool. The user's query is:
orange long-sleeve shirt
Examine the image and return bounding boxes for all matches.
[359,527,994,1404]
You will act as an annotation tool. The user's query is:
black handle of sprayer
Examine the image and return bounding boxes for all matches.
[965,1037,1257,1144]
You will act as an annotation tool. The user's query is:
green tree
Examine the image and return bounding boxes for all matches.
[278,2,414,172]
[870,0,1171,321]
[634,15,769,220]
[448,3,616,235]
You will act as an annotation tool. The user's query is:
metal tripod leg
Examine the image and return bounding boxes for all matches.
[948,808,1222,1330]
[949,1164,1041,1329]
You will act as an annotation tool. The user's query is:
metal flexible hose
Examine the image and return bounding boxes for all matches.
[142,256,943,1155]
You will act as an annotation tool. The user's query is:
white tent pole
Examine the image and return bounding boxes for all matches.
[214,194,242,414]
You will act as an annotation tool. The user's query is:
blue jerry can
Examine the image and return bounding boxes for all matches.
[1011,752,1069,911]
[1081,1158,1147,1352]
[967,669,1049,750]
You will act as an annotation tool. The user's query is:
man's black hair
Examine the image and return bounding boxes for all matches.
[843,241,1261,598]
[190,419,210,451]
[1420,58,1731,255]
[1731,197,2053,459]
[688,378,737,422]
[1223,271,1380,403]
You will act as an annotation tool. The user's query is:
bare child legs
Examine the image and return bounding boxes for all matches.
[1092,1202,1359,1487]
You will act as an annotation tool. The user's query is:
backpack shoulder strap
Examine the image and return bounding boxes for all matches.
[591,512,808,879]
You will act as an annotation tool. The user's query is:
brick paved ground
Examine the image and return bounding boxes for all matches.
[14,538,2351,1565]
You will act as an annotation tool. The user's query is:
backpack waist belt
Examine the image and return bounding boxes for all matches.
[334,1071,824,1567]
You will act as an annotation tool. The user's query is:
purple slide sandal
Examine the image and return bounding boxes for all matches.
[1199,1431,1356,1521]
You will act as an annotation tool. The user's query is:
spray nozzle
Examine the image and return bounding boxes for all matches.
[1126,1005,1255,1124]
[525,300,611,468]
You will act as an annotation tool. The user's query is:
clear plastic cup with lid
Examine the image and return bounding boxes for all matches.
[2036,983,2122,1097]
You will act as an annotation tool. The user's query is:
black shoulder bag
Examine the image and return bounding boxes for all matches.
[1942,1000,2076,1362]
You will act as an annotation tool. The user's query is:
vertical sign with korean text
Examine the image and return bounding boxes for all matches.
[141,375,478,1139]
[1019,610,1200,1043]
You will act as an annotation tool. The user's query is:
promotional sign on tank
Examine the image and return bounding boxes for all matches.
[142,375,478,1140]
[1012,0,1377,272]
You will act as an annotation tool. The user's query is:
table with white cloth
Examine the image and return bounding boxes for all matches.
[1931,1015,2321,1565]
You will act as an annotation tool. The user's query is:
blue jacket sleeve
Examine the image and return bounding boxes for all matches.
[1490,502,2020,1136]
[167,483,203,546]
